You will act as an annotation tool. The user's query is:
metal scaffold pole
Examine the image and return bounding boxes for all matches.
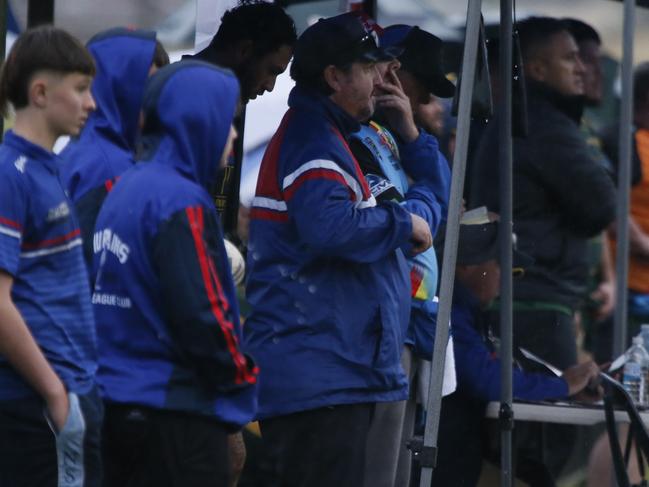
[498,0,514,485]
[612,0,636,358]
[418,0,483,484]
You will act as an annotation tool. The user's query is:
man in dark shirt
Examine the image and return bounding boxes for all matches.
[470,16,616,371]
[469,17,616,483]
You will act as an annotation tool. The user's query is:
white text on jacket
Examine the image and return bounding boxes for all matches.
[93,228,130,264]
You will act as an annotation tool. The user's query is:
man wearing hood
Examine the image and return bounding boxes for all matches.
[60,28,169,267]
[91,61,258,486]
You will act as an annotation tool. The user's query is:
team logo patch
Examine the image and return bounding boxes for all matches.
[365,173,396,198]
[47,201,71,222]
[14,155,27,173]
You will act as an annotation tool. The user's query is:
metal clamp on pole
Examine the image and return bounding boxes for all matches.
[498,402,514,431]
[407,436,438,468]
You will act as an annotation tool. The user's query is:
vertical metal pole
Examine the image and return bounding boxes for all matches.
[418,0,483,485]
[27,0,54,27]
[0,0,6,140]
[498,1,514,486]
[613,0,636,358]
[612,6,636,485]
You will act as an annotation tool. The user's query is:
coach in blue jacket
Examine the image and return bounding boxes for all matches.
[245,12,433,486]
[433,219,601,486]
[92,61,258,486]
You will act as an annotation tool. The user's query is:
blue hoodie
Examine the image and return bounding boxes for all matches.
[60,28,157,266]
[91,61,258,426]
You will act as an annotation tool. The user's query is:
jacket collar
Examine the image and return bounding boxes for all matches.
[526,79,585,123]
[288,85,361,138]
[3,130,58,173]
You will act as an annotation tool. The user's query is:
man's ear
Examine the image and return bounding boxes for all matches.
[323,65,342,93]
[28,76,48,109]
[525,58,546,83]
[234,39,254,65]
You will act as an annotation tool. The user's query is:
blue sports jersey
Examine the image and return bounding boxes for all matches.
[0,131,97,400]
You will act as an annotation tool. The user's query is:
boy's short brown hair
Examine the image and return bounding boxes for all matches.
[0,26,95,116]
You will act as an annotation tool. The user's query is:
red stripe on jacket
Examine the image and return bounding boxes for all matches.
[283,169,355,201]
[250,208,289,222]
[185,206,257,385]
[21,229,80,250]
[255,110,293,200]
[0,216,22,230]
[331,127,372,199]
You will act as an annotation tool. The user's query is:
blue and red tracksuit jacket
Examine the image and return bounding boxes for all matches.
[245,85,415,419]
[91,61,258,427]
[60,28,157,267]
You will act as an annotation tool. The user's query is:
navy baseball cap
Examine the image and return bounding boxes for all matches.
[381,25,456,98]
[291,12,401,80]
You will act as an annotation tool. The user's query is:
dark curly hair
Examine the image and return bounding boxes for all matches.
[208,1,296,58]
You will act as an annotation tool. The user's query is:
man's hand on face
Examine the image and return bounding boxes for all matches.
[374,68,419,143]
[409,213,433,255]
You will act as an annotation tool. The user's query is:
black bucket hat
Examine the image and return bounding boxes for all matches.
[380,25,456,98]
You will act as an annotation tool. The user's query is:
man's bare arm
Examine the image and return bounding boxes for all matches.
[610,217,649,259]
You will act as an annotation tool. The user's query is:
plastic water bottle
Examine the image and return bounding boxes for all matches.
[623,336,649,406]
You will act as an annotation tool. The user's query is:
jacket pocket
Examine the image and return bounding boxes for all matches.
[374,304,402,373]
[46,393,86,487]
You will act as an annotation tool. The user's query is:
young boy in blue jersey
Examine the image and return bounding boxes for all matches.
[0,27,101,487]
[92,61,258,487]
[60,28,169,267]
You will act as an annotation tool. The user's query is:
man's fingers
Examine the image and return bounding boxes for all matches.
[376,82,406,99]
[388,68,405,91]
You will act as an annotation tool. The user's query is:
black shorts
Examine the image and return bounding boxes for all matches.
[102,403,230,487]
[0,387,103,487]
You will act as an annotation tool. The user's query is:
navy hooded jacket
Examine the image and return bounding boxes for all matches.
[60,28,157,266]
[452,282,568,401]
[245,86,413,419]
[91,61,258,426]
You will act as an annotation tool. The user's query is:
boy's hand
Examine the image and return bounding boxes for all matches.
[46,385,70,432]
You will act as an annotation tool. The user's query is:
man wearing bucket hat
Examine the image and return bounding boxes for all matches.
[346,23,455,487]
[245,12,435,486]
[381,25,456,103]
[433,216,602,486]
